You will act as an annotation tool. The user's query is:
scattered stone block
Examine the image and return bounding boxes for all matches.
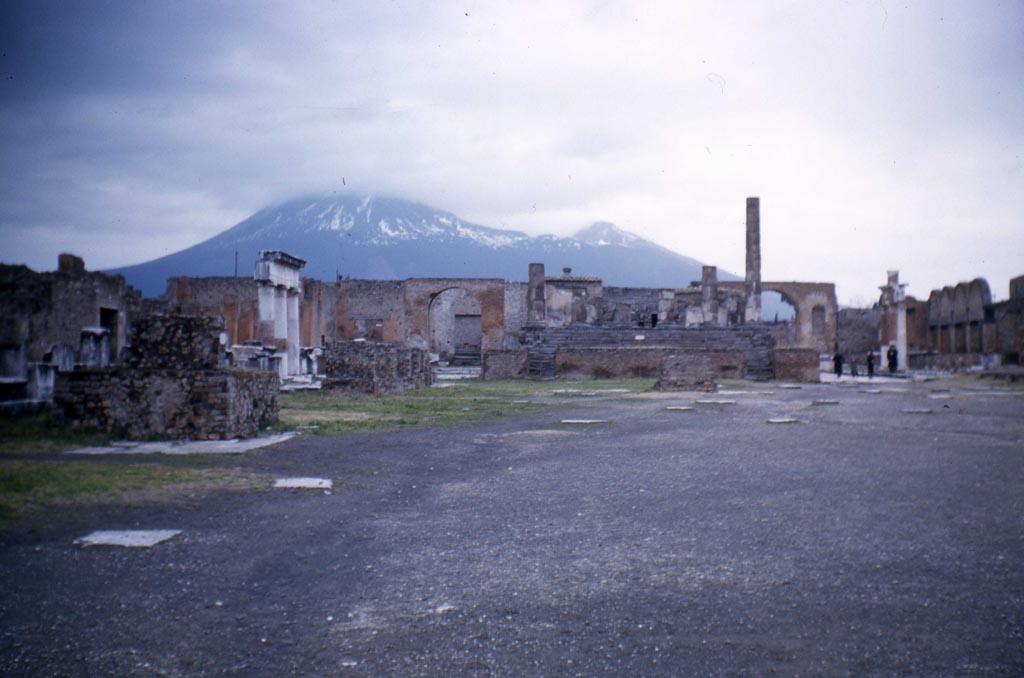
[766,418,799,424]
[665,406,694,412]
[811,399,840,406]
[75,530,181,548]
[274,477,333,489]
[694,399,737,405]
[901,408,934,415]
[560,419,608,424]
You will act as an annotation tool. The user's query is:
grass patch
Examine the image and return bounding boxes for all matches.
[0,413,111,456]
[278,378,655,435]
[0,460,265,527]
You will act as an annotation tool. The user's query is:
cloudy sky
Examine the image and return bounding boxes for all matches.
[2,1,1022,305]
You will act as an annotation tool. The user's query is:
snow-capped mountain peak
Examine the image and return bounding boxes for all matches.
[573,221,643,247]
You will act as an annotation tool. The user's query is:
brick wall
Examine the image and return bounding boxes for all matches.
[322,341,431,394]
[55,369,279,440]
[556,347,672,379]
[655,351,747,391]
[773,347,820,383]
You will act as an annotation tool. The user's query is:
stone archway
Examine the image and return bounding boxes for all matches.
[428,287,483,363]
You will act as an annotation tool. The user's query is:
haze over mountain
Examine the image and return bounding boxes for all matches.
[111,194,731,298]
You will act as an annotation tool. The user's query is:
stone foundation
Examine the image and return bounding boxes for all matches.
[482,349,527,380]
[773,348,820,383]
[55,368,278,440]
[556,347,670,380]
[655,351,747,391]
[322,341,431,394]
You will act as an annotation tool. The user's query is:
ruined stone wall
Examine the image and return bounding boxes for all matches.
[503,283,528,337]
[0,257,141,369]
[300,279,339,347]
[54,368,278,440]
[403,279,505,354]
[126,315,225,370]
[322,341,431,394]
[482,349,527,380]
[533,325,777,380]
[336,280,407,344]
[556,347,675,379]
[655,351,747,391]
[773,348,820,383]
[598,287,671,326]
[160,276,260,346]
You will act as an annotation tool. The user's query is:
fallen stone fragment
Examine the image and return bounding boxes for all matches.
[75,530,182,548]
[811,399,840,406]
[928,394,953,400]
[766,418,799,424]
[861,389,882,394]
[665,406,695,412]
[901,408,934,415]
[560,419,608,424]
[274,477,333,489]
[717,390,776,396]
[694,399,737,405]
[778,384,803,390]
[67,433,297,456]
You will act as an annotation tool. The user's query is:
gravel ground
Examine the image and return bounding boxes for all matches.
[1,379,1022,676]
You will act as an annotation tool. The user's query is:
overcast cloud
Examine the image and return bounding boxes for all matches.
[1,1,1022,304]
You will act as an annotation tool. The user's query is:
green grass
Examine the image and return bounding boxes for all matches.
[0,460,263,526]
[279,378,655,435]
[0,413,112,455]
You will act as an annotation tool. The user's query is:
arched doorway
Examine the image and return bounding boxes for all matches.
[429,288,483,364]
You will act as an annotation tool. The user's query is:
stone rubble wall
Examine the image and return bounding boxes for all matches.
[482,349,527,380]
[322,341,431,394]
[772,347,821,383]
[655,351,747,391]
[555,347,673,379]
[126,315,225,370]
[54,368,279,440]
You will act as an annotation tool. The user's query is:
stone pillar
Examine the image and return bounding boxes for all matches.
[701,265,719,323]
[879,270,908,371]
[274,286,287,341]
[527,263,547,325]
[744,197,762,324]
[286,291,300,375]
[257,283,276,340]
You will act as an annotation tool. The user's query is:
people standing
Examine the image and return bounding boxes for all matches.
[833,352,844,378]
[887,344,898,374]
[866,352,875,378]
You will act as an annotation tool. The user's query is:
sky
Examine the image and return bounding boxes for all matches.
[1,1,1022,306]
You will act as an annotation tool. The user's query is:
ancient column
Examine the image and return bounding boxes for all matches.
[527,263,547,325]
[701,265,719,323]
[744,197,762,324]
[286,290,300,375]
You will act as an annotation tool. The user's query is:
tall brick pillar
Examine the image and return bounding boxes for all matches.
[527,263,547,325]
[744,197,762,324]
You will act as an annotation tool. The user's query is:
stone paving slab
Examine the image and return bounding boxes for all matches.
[665,406,695,412]
[560,419,609,424]
[74,530,182,548]
[66,432,297,456]
[694,399,737,405]
[766,418,800,424]
[273,477,333,489]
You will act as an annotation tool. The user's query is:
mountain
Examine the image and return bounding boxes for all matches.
[111,194,732,297]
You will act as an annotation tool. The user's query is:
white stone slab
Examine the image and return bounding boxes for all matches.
[928,393,953,400]
[665,406,695,411]
[860,389,882,394]
[274,477,333,489]
[590,388,631,393]
[901,408,934,415]
[811,399,840,406]
[67,433,297,456]
[560,419,608,424]
[778,384,803,390]
[75,530,181,548]
[694,399,737,405]
[766,418,800,424]
[717,390,776,396]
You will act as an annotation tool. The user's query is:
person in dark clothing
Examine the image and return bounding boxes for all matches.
[887,345,898,374]
[833,353,844,378]
[866,352,875,378]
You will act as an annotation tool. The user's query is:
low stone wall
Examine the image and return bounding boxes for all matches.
[55,369,278,440]
[773,348,820,383]
[655,351,747,391]
[127,315,226,370]
[482,349,527,380]
[322,341,431,394]
[909,352,993,371]
[555,347,671,379]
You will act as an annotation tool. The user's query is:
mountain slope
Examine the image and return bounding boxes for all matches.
[111,194,732,297]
